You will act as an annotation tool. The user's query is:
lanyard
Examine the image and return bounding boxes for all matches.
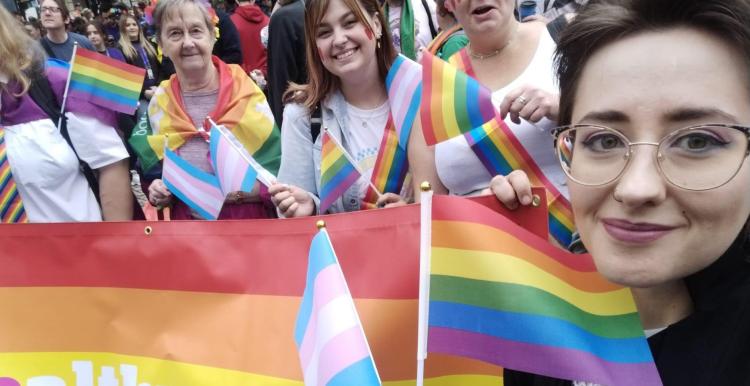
[136,43,155,80]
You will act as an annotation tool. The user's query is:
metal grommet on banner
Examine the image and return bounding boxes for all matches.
[144,226,153,236]
[316,220,326,230]
[531,194,542,207]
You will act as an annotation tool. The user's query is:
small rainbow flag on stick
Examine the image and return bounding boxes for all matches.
[362,117,409,209]
[319,130,369,213]
[386,54,422,148]
[423,194,661,386]
[295,227,382,386]
[420,51,495,145]
[465,117,575,246]
[68,46,146,114]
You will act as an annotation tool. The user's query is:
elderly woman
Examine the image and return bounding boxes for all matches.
[409,0,564,207]
[0,6,132,222]
[146,0,281,219]
[503,0,750,384]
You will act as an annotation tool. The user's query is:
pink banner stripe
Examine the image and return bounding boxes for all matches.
[317,326,372,386]
[298,264,350,366]
[163,156,224,211]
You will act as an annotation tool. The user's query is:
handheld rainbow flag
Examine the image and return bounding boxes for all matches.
[162,147,225,220]
[423,194,661,386]
[295,228,381,386]
[362,117,409,209]
[386,54,422,148]
[419,51,495,145]
[465,117,575,246]
[68,46,146,114]
[319,130,365,213]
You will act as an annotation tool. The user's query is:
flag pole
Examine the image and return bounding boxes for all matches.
[323,128,383,197]
[57,42,79,131]
[416,181,433,386]
[206,117,278,186]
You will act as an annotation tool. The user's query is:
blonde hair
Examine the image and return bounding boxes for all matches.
[283,0,396,110]
[118,15,157,62]
[0,7,37,96]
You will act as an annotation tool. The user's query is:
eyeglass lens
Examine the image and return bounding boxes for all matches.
[556,125,749,190]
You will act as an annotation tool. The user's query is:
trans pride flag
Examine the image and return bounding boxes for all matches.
[210,124,259,195]
[465,117,575,247]
[295,228,381,386]
[162,147,224,220]
[69,47,146,114]
[386,54,422,148]
[427,195,661,386]
[419,51,495,145]
[319,131,362,213]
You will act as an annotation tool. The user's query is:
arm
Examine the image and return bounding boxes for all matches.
[408,115,448,202]
[267,4,305,127]
[97,158,133,221]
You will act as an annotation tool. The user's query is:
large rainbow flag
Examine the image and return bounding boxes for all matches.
[0,205,505,385]
[386,54,422,148]
[465,117,575,246]
[319,131,362,213]
[419,51,495,145]
[69,47,146,114]
[427,194,661,386]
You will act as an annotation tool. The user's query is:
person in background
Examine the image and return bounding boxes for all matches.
[70,16,88,35]
[0,6,132,222]
[118,14,161,114]
[385,0,439,60]
[23,19,43,40]
[145,0,280,220]
[270,0,409,217]
[502,0,750,384]
[230,0,270,81]
[266,0,305,127]
[85,21,126,61]
[81,8,94,22]
[39,0,96,61]
[425,0,468,60]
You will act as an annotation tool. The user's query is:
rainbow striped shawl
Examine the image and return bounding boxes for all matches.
[147,56,281,174]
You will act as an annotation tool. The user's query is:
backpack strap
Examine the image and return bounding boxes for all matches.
[39,38,56,59]
[427,24,463,55]
[309,103,322,142]
[26,70,101,204]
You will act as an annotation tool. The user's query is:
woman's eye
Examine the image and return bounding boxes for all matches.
[582,133,625,152]
[671,132,728,152]
[317,30,331,38]
[344,19,357,27]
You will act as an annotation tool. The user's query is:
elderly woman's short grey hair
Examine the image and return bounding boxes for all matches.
[152,0,215,42]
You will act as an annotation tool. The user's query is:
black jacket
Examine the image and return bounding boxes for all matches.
[267,0,306,128]
[504,232,750,386]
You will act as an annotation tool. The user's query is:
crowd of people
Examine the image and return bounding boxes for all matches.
[1,0,749,384]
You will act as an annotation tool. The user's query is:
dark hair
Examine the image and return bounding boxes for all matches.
[283,0,397,109]
[555,0,750,126]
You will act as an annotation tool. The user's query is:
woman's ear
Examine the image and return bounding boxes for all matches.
[371,12,383,38]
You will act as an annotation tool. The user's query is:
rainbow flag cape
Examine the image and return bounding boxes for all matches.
[319,131,362,213]
[386,54,422,148]
[209,124,258,195]
[465,117,575,246]
[295,228,381,386]
[0,203,505,385]
[362,117,409,209]
[69,47,146,114]
[419,50,495,145]
[427,194,661,386]
[162,147,225,220]
[145,57,281,174]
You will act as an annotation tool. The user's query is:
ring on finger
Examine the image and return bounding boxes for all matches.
[515,96,528,105]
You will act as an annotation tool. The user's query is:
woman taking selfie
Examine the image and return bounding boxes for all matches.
[503,0,750,384]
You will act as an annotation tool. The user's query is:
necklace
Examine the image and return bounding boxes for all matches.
[467,25,518,60]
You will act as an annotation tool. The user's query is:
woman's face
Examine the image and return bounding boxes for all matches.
[444,0,514,36]
[125,17,140,40]
[314,0,381,85]
[159,4,215,75]
[569,28,750,288]
[85,24,103,47]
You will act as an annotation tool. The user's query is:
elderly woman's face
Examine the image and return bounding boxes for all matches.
[159,4,215,74]
[443,0,514,36]
[568,28,750,288]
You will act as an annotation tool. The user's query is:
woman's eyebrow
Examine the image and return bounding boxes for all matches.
[663,107,740,123]
[577,110,629,124]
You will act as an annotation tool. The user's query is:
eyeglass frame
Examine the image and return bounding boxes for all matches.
[551,123,750,191]
[40,6,62,13]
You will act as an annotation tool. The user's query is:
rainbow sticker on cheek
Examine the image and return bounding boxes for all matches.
[365,28,373,40]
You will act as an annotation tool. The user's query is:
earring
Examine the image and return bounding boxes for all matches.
[377,37,381,49]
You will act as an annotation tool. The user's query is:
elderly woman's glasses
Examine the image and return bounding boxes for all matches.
[553,124,750,191]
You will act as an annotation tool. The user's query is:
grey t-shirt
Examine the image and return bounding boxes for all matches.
[41,32,96,62]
